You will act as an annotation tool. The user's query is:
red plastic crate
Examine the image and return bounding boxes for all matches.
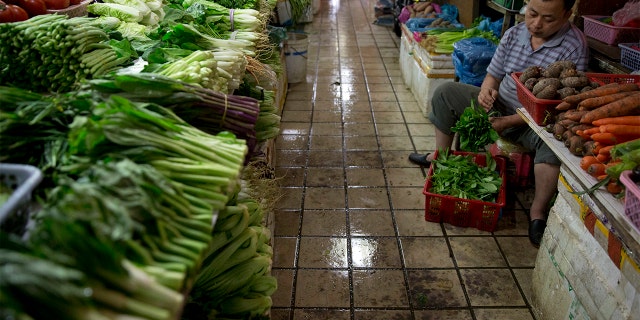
[489,143,533,188]
[511,72,640,126]
[583,16,640,45]
[423,151,507,232]
[620,170,640,234]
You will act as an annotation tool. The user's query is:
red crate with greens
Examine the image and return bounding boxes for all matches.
[423,151,507,232]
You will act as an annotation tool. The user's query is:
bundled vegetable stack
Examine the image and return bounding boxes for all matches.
[0,15,128,92]
[418,25,499,54]
[543,80,640,195]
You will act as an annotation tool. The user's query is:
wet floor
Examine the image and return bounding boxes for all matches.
[270,0,540,319]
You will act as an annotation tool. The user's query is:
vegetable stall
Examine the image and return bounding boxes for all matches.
[0,0,290,318]
[511,60,640,319]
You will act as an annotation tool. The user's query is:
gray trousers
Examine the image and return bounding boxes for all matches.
[427,82,561,166]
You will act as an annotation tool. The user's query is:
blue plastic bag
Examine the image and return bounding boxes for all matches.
[452,37,497,87]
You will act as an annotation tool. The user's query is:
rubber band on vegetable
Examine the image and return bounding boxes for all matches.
[221,94,228,126]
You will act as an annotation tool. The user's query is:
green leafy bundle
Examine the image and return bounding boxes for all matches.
[429,150,502,202]
[451,100,500,152]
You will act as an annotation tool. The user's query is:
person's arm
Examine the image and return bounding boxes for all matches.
[478,73,501,112]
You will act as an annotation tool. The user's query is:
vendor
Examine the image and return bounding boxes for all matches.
[408,0,589,246]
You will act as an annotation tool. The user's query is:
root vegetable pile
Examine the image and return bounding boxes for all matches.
[519,60,601,100]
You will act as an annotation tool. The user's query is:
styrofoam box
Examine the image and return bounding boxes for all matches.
[400,34,414,88]
[410,59,455,117]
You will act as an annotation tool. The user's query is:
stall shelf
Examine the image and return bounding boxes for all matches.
[516,108,640,320]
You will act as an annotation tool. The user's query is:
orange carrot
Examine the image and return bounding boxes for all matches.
[599,124,640,137]
[596,153,610,163]
[592,115,640,126]
[580,92,640,124]
[577,91,640,111]
[598,145,614,156]
[596,174,608,181]
[591,132,638,144]
[564,83,638,105]
[580,155,599,170]
[587,163,606,177]
[607,180,623,194]
[582,126,601,136]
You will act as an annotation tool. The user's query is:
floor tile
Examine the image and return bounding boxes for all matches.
[407,269,468,308]
[300,209,348,236]
[351,237,402,268]
[297,237,348,268]
[448,237,507,268]
[413,309,473,320]
[349,209,396,236]
[294,269,350,307]
[304,187,345,209]
[401,237,454,268]
[460,269,527,307]
[352,269,410,307]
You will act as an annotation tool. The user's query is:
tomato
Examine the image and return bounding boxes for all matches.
[43,0,67,10]
[68,0,80,5]
[17,0,46,16]
[0,2,29,22]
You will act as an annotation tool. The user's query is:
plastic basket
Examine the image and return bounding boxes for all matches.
[0,163,43,235]
[619,43,640,71]
[620,170,640,234]
[47,0,93,17]
[423,151,507,232]
[511,72,640,126]
[583,16,640,45]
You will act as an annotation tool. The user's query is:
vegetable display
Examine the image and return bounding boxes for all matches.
[519,61,602,100]
[429,149,502,202]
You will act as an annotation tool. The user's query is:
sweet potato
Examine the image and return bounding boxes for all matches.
[519,66,542,83]
[532,78,561,96]
[567,135,585,156]
[561,76,590,88]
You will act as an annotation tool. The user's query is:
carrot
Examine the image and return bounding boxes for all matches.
[599,124,640,137]
[580,155,599,170]
[596,174,608,181]
[606,180,623,194]
[563,83,638,105]
[596,153,610,163]
[576,91,640,111]
[555,101,575,111]
[592,115,640,126]
[587,163,606,177]
[582,126,601,136]
[591,132,638,144]
[580,92,640,124]
[564,110,589,122]
[598,145,614,156]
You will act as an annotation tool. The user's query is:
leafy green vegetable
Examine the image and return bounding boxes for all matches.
[88,3,145,22]
[429,150,502,202]
[451,100,500,152]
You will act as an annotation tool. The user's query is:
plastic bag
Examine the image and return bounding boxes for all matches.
[452,37,497,87]
[612,0,640,27]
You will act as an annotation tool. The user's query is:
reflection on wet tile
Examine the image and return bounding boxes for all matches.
[298,237,348,268]
[346,168,386,187]
[349,209,396,236]
[276,134,309,150]
[497,237,539,267]
[344,123,377,136]
[407,270,467,308]
[275,150,308,167]
[292,308,351,320]
[305,187,345,209]
[301,209,348,236]
[401,237,454,268]
[311,122,343,135]
[373,111,406,123]
[347,187,390,209]
[413,309,473,320]
[354,309,412,320]
[351,237,401,268]
[272,237,297,268]
[449,237,507,268]
[295,269,350,307]
[279,122,311,135]
[376,123,409,136]
[306,167,345,187]
[474,308,535,320]
[282,110,313,122]
[313,110,343,122]
[460,269,526,307]
[353,270,409,307]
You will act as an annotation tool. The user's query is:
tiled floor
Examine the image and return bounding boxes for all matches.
[270,0,541,319]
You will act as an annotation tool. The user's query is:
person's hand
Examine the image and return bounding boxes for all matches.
[489,116,510,136]
[478,87,498,111]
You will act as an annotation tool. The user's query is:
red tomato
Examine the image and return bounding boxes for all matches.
[68,0,80,5]
[43,0,67,9]
[0,3,29,22]
[18,0,46,16]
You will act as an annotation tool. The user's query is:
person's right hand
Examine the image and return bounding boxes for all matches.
[478,87,498,111]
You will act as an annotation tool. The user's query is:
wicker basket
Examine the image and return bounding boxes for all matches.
[47,0,93,17]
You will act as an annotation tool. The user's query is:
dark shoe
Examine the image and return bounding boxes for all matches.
[409,153,432,166]
[529,219,547,247]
